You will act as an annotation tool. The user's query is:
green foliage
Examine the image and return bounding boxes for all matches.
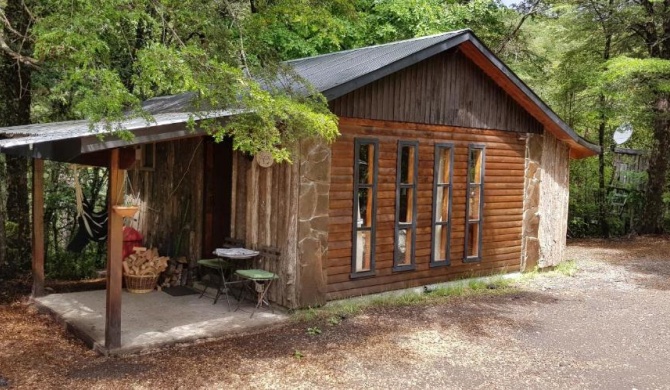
[327,316,342,326]
[26,0,340,162]
[306,326,322,335]
[599,57,670,126]
[553,260,578,277]
[292,274,516,323]
[45,249,105,280]
[356,0,446,44]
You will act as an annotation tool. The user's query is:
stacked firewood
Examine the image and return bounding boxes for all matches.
[159,257,189,288]
[122,247,169,276]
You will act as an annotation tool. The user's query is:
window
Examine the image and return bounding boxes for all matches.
[352,138,378,277]
[140,143,156,170]
[431,143,454,267]
[464,145,485,262]
[394,141,418,271]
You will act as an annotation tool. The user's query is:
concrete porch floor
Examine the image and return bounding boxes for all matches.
[34,288,289,355]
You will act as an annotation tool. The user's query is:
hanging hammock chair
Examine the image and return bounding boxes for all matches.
[67,166,109,253]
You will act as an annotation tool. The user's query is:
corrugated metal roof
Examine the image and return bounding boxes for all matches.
[0,29,599,159]
[289,30,467,99]
[0,110,234,151]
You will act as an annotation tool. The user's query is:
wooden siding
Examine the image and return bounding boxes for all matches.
[129,137,204,278]
[326,118,525,299]
[329,49,542,135]
[230,152,301,308]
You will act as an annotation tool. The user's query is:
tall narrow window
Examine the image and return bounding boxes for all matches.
[465,145,485,262]
[431,143,454,267]
[394,141,418,271]
[352,138,378,277]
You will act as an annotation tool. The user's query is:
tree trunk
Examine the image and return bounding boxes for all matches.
[640,93,670,233]
[0,155,7,276]
[0,0,34,275]
[598,31,612,237]
[597,107,609,237]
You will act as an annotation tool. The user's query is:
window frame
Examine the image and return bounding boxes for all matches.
[140,143,156,171]
[430,143,454,267]
[464,144,485,263]
[393,140,419,271]
[351,138,379,278]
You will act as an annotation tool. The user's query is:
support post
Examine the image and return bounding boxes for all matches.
[105,149,124,349]
[31,158,45,298]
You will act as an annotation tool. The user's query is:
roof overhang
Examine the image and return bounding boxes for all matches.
[456,37,598,159]
[0,111,235,164]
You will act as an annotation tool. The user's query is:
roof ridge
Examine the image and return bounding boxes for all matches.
[285,29,470,64]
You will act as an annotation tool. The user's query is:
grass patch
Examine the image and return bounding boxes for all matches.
[291,274,516,323]
[553,260,578,277]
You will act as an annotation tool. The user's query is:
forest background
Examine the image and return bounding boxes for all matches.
[0,0,668,280]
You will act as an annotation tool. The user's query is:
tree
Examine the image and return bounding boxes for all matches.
[0,0,34,276]
[626,0,670,233]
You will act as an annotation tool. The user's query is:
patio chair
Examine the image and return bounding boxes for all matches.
[197,258,245,311]
[235,246,280,318]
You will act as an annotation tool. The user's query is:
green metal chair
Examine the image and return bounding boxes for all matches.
[197,258,244,310]
[235,247,280,317]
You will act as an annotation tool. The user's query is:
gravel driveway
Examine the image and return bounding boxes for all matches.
[2,236,670,389]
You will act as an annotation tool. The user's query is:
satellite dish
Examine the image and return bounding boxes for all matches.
[613,123,633,145]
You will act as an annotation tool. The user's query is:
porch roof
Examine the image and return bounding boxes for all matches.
[0,90,237,162]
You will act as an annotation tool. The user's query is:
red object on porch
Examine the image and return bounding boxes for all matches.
[122,227,143,259]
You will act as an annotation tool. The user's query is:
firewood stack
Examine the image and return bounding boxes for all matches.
[122,247,169,277]
[159,257,189,288]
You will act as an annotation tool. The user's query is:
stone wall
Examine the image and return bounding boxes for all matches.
[296,138,331,307]
[521,132,570,270]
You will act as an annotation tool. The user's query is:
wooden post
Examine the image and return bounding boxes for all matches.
[31,158,45,298]
[105,149,124,349]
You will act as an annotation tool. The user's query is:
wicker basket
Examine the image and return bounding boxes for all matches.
[124,273,159,293]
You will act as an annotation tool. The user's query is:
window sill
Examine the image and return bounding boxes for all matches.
[392,264,416,272]
[349,270,377,279]
[462,256,482,264]
[429,261,451,268]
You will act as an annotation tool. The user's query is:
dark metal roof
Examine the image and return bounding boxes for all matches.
[0,110,236,160]
[0,29,599,160]
[289,30,469,100]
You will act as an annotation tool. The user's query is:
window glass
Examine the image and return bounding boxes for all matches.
[431,144,453,265]
[396,228,412,266]
[399,146,415,184]
[355,230,373,272]
[468,149,483,184]
[394,141,418,270]
[465,145,485,261]
[352,139,378,276]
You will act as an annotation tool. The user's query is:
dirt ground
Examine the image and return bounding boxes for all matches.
[3,236,670,389]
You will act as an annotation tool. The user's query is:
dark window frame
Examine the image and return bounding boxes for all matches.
[430,143,454,267]
[393,140,419,271]
[464,144,485,263]
[140,143,156,171]
[351,138,379,279]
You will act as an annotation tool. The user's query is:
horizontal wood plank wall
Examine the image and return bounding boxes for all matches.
[329,49,542,135]
[129,137,204,280]
[230,151,299,308]
[326,118,525,300]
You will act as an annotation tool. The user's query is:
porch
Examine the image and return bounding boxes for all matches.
[34,288,288,356]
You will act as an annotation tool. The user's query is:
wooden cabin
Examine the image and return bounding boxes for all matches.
[0,30,598,350]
